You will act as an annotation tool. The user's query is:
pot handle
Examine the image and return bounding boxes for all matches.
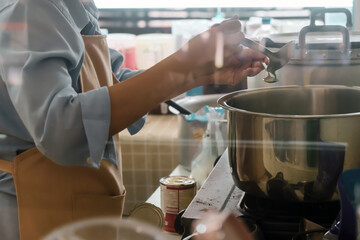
[310,8,353,29]
[299,25,350,58]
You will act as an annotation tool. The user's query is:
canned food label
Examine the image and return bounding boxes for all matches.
[160,176,196,233]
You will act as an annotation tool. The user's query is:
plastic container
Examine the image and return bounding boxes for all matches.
[278,19,310,33]
[186,87,203,96]
[252,17,278,40]
[135,33,175,69]
[168,94,227,170]
[42,217,168,240]
[171,19,213,97]
[171,19,212,50]
[245,17,262,36]
[106,33,137,70]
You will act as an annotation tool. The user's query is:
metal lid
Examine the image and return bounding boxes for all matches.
[160,176,196,187]
[128,203,165,229]
[262,25,360,64]
[264,29,360,49]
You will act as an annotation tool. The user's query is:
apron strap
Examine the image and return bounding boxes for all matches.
[0,159,14,174]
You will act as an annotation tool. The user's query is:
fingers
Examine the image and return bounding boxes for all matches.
[180,16,254,81]
[252,60,266,69]
[237,48,267,62]
[217,16,241,34]
[197,60,264,88]
[224,32,244,52]
[216,16,244,49]
[205,16,245,69]
[211,67,246,86]
[207,62,262,85]
[223,45,243,64]
[246,67,264,77]
[212,54,266,85]
[222,49,267,72]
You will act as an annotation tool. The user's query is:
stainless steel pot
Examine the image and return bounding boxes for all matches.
[218,85,360,202]
[247,25,360,89]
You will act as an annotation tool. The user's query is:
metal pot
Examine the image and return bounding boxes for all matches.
[218,85,360,202]
[247,25,360,89]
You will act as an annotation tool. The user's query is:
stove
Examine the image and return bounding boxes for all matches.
[179,149,340,240]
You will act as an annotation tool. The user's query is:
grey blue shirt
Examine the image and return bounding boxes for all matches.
[0,0,145,239]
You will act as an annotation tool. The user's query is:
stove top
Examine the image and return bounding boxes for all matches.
[180,149,340,240]
[238,193,339,240]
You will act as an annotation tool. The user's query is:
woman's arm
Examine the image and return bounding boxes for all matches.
[108,18,267,136]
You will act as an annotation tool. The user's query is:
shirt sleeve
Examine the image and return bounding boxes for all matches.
[0,0,110,168]
[109,48,146,135]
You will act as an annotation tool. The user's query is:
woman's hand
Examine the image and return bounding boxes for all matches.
[172,16,268,86]
[192,211,255,240]
[197,48,269,86]
[108,17,267,135]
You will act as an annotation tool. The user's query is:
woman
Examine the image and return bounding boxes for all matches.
[0,0,267,239]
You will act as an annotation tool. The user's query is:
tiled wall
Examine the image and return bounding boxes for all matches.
[118,115,179,215]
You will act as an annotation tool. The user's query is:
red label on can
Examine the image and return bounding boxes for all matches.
[163,212,178,233]
[160,176,196,233]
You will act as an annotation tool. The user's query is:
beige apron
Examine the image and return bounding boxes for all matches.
[0,35,125,240]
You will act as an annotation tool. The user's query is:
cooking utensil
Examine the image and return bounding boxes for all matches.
[240,38,295,82]
[218,85,360,202]
[247,24,359,89]
[165,99,192,115]
[261,62,277,83]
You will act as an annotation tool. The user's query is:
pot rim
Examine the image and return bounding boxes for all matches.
[217,85,360,119]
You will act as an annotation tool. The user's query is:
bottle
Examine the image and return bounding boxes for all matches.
[252,17,278,41]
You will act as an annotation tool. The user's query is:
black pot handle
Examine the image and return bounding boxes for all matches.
[165,100,192,115]
[299,25,350,58]
[310,7,353,29]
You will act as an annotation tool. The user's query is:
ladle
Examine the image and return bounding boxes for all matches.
[241,38,295,83]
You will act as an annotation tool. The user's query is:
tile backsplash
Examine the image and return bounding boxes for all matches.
[118,115,179,215]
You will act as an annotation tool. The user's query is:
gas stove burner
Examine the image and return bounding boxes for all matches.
[237,194,340,222]
[237,194,340,240]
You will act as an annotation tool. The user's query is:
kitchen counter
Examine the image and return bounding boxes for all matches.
[181,149,244,237]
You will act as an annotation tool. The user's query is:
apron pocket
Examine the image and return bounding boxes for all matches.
[72,193,125,221]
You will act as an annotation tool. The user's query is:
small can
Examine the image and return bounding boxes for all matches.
[160,176,196,233]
